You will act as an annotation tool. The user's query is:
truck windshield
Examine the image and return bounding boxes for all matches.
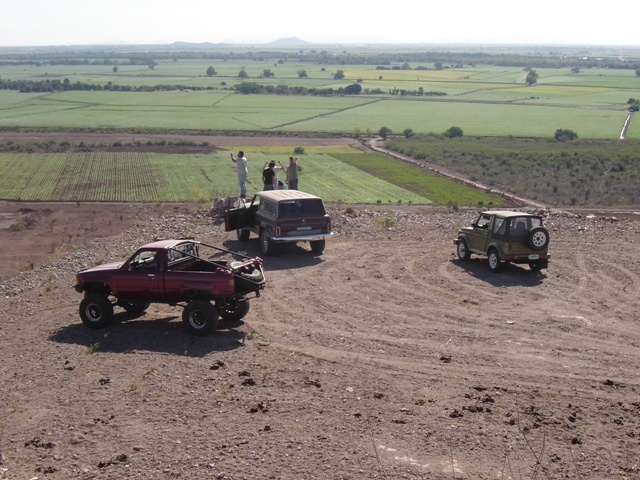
[278,199,326,218]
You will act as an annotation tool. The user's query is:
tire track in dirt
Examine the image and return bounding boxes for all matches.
[437,259,503,301]
[251,236,635,393]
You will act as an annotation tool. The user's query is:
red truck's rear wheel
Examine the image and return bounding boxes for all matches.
[219,298,250,323]
[182,300,219,335]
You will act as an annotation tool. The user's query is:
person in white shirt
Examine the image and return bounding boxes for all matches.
[230,151,248,197]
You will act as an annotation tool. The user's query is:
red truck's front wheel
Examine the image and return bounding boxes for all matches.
[182,300,219,335]
[79,294,114,329]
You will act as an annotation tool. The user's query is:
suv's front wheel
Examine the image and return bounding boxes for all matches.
[237,228,250,241]
[456,239,471,261]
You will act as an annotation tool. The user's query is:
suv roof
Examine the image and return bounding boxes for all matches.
[255,190,322,202]
[482,210,540,218]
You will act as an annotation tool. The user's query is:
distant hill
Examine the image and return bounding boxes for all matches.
[267,37,312,47]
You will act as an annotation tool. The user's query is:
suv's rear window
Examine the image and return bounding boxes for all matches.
[508,216,542,239]
[278,199,326,218]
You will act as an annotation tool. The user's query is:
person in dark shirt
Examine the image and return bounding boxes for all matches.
[262,161,277,190]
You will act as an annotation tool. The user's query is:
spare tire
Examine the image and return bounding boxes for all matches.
[231,262,265,290]
[527,227,549,251]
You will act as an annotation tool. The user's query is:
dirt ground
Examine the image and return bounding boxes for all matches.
[1,132,640,479]
[1,199,639,480]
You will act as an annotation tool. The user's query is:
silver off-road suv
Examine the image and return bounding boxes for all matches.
[454,210,550,272]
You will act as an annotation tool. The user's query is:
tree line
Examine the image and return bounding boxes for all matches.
[0,78,218,93]
[0,77,448,97]
[233,82,447,97]
[1,48,639,71]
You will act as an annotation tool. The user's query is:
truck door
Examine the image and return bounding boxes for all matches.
[224,196,249,232]
[467,213,492,252]
[111,250,162,299]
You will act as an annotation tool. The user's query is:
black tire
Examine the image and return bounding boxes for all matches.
[182,300,218,336]
[79,294,114,329]
[218,298,251,322]
[529,261,543,272]
[120,300,150,314]
[237,228,250,241]
[488,249,504,273]
[260,229,276,256]
[310,239,325,254]
[527,227,549,251]
[456,239,471,261]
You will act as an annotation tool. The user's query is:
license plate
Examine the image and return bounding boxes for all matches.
[528,254,539,260]
[297,226,312,231]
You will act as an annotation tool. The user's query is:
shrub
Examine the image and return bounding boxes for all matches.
[10,220,27,231]
[378,126,392,139]
[554,129,578,141]
[443,126,464,138]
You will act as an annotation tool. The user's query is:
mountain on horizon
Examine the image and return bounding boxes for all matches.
[169,37,312,48]
[267,37,312,46]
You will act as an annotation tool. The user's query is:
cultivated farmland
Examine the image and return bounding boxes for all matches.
[1,49,639,139]
[0,146,504,206]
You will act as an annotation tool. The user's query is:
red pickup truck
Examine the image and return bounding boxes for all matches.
[74,239,265,335]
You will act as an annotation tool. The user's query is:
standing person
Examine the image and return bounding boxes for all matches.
[286,156,301,190]
[275,160,288,189]
[230,151,248,198]
[262,161,277,190]
[263,160,287,190]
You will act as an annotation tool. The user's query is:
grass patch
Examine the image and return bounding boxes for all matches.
[387,135,640,206]
[332,152,503,206]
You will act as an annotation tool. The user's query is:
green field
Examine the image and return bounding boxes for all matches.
[0,147,505,206]
[1,58,638,139]
[1,46,639,206]
[0,88,632,139]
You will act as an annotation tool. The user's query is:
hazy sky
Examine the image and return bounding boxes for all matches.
[2,0,638,47]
